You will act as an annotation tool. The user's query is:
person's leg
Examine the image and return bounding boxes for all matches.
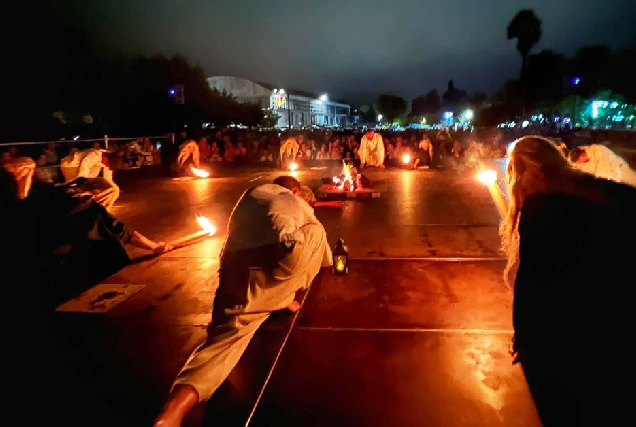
[154,310,269,426]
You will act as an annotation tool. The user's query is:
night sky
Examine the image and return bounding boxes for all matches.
[37,0,636,104]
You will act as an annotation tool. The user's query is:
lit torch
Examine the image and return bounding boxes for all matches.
[402,153,411,165]
[190,166,210,178]
[168,215,217,250]
[478,169,508,217]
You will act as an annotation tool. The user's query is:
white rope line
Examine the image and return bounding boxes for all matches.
[244,282,316,427]
[296,326,514,334]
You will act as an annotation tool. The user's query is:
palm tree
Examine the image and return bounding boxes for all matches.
[507,9,542,78]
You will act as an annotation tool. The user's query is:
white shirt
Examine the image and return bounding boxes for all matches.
[359,133,385,166]
[577,145,636,187]
[223,183,323,253]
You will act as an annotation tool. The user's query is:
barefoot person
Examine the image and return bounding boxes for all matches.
[154,176,332,426]
[358,129,385,168]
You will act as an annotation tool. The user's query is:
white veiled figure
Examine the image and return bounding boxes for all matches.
[575,144,636,188]
[60,148,120,211]
[279,137,299,166]
[359,132,385,167]
[3,157,36,199]
[177,140,200,169]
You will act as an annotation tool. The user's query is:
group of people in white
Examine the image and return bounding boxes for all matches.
[2,128,635,426]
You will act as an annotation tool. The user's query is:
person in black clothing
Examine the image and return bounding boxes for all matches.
[501,136,636,427]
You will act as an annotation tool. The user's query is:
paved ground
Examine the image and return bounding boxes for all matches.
[50,162,542,426]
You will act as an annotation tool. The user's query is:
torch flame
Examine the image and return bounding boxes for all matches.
[289,162,298,172]
[402,153,411,164]
[191,166,210,178]
[478,169,497,185]
[196,215,217,236]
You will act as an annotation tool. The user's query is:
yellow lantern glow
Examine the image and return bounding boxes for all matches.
[332,238,349,274]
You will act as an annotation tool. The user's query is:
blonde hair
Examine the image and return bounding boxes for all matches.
[297,185,316,206]
[500,136,572,286]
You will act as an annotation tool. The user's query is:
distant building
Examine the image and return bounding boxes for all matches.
[206,76,352,128]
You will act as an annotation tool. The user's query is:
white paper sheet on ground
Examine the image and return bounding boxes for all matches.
[56,284,145,313]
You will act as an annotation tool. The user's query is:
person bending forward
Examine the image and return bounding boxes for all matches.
[154,175,332,426]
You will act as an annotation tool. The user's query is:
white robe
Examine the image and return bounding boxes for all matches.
[223,183,331,260]
[172,183,332,402]
[576,145,636,188]
[359,133,385,167]
[60,149,105,182]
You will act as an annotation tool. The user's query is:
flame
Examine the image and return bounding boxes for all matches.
[332,161,356,192]
[196,215,217,235]
[191,166,210,178]
[478,169,497,185]
[289,162,298,171]
[402,153,411,164]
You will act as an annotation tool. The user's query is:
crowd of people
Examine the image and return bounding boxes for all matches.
[2,126,636,426]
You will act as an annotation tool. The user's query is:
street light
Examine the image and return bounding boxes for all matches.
[464,109,474,120]
[377,114,383,122]
[319,94,328,102]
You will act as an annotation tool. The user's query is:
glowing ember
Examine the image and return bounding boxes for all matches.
[191,166,210,178]
[289,162,298,172]
[478,169,497,185]
[196,215,217,235]
[402,153,411,164]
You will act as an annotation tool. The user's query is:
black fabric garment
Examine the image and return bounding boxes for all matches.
[1,174,121,426]
[25,182,132,306]
[513,178,636,426]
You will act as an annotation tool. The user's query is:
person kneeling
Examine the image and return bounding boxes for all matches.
[154,175,332,426]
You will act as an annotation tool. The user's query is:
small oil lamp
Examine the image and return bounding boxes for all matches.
[333,238,349,274]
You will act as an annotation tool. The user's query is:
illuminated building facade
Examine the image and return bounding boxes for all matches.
[206,76,351,128]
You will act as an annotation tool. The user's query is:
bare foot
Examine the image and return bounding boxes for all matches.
[286,300,301,313]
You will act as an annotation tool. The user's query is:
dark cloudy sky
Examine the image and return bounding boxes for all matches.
[40,0,636,104]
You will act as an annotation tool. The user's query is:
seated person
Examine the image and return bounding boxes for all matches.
[2,160,172,306]
[59,148,120,211]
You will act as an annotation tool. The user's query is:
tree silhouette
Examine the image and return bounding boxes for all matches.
[442,80,467,107]
[412,90,441,116]
[507,9,542,78]
[375,94,407,123]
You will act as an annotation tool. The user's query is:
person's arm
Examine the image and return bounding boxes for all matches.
[129,230,173,253]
